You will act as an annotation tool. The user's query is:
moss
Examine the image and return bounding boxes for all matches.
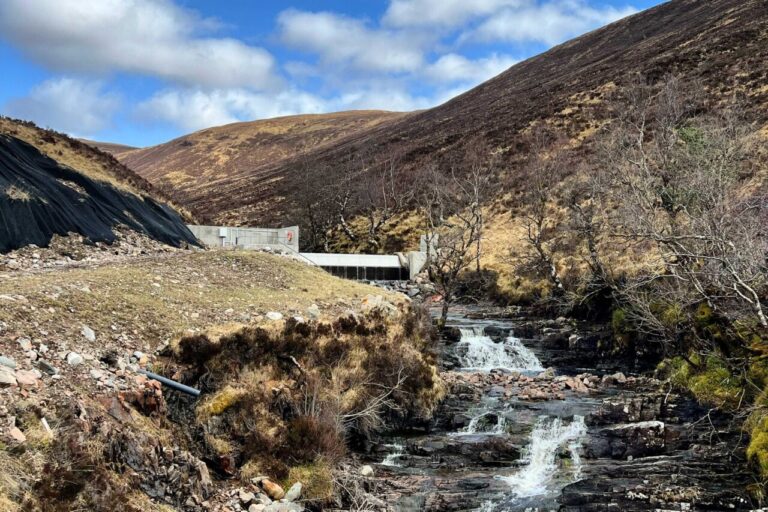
[660,303,684,328]
[662,354,743,410]
[284,460,335,502]
[748,413,768,479]
[197,386,247,419]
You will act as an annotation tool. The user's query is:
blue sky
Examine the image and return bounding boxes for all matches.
[0,0,663,147]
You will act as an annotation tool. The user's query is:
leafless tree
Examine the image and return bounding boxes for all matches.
[599,76,768,355]
[418,162,485,328]
[516,128,567,296]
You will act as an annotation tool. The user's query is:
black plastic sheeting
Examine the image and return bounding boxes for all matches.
[0,134,200,253]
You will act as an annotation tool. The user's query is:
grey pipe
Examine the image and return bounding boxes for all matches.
[138,369,201,397]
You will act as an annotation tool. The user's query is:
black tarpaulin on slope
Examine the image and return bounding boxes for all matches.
[0,134,200,253]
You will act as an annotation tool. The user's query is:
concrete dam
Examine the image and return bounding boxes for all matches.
[187,224,426,280]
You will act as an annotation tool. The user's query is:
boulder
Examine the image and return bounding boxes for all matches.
[260,479,285,500]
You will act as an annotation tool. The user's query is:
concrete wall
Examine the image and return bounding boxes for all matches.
[300,252,402,268]
[187,225,299,252]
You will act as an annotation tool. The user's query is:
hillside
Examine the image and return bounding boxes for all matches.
[79,138,138,157]
[117,110,407,224]
[0,117,198,253]
[119,0,768,235]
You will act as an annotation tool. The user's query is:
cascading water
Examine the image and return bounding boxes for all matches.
[502,415,587,498]
[458,328,543,372]
[452,410,507,436]
[381,442,405,467]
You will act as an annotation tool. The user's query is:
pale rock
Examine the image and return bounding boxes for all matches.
[17,338,32,351]
[15,370,39,388]
[9,427,26,443]
[360,465,375,477]
[307,304,321,319]
[0,368,17,387]
[0,356,16,369]
[284,482,302,502]
[249,505,266,512]
[66,352,84,366]
[239,490,256,505]
[81,325,96,342]
[266,312,283,321]
[38,343,49,354]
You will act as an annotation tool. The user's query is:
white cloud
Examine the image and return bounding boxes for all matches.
[466,0,637,46]
[277,9,427,74]
[0,0,278,89]
[5,78,119,136]
[425,53,518,84]
[383,0,525,28]
[136,88,330,132]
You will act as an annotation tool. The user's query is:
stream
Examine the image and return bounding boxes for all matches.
[367,307,757,511]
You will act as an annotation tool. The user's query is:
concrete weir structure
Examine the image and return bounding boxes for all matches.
[187,224,427,280]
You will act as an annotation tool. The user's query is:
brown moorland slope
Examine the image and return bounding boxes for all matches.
[79,138,138,158]
[121,0,768,233]
[118,110,407,223]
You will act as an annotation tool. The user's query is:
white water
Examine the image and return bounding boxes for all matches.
[458,328,543,372]
[452,410,507,436]
[381,442,405,467]
[502,415,587,498]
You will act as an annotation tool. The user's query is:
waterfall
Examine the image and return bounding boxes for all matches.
[502,415,587,498]
[452,410,507,436]
[381,442,405,467]
[458,328,543,372]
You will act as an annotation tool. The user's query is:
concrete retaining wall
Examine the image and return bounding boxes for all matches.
[187,225,299,253]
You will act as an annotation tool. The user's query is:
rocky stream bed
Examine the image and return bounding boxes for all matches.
[364,307,757,511]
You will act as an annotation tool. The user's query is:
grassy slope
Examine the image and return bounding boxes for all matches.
[0,250,396,354]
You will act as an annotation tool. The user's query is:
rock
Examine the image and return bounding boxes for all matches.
[0,368,17,387]
[17,338,32,351]
[249,505,266,512]
[0,356,17,369]
[81,325,96,342]
[9,427,26,443]
[239,490,256,505]
[15,370,39,388]
[284,482,302,502]
[360,465,375,477]
[90,369,104,380]
[36,360,59,375]
[264,503,302,512]
[260,479,285,500]
[266,312,284,321]
[307,304,321,319]
[66,352,84,366]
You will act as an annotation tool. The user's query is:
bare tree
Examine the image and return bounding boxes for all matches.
[599,76,768,356]
[517,128,567,296]
[418,163,485,328]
